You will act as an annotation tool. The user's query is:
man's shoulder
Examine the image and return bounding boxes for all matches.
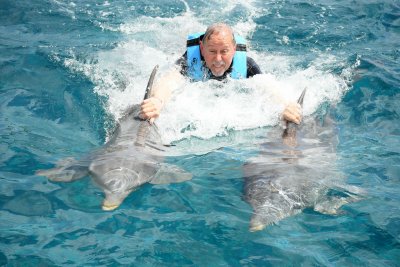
[246,56,262,77]
[175,51,188,76]
[246,56,258,66]
[176,51,187,65]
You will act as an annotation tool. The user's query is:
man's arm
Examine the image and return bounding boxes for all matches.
[140,67,185,122]
[246,57,262,78]
[247,57,302,124]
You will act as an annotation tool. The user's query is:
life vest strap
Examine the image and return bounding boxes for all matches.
[236,44,246,52]
[187,37,201,47]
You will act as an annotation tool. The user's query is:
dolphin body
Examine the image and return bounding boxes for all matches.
[243,89,363,231]
[37,66,191,210]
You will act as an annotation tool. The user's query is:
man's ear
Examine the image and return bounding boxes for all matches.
[200,41,204,54]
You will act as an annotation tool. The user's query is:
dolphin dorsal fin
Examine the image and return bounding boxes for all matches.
[143,65,159,100]
[150,164,192,185]
[296,88,306,106]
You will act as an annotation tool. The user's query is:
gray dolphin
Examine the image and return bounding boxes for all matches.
[37,66,192,211]
[244,89,364,231]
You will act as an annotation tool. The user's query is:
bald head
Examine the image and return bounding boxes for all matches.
[202,23,236,46]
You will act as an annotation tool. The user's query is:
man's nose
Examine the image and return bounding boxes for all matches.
[215,53,222,61]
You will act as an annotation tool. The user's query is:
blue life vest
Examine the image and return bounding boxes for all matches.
[186,32,247,81]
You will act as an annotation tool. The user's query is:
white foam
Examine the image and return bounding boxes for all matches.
[156,60,350,144]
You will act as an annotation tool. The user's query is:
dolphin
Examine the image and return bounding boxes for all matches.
[243,89,363,231]
[37,66,192,211]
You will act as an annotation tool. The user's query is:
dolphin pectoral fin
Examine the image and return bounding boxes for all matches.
[339,184,367,197]
[150,164,192,185]
[314,187,365,215]
[36,157,89,182]
[314,197,351,215]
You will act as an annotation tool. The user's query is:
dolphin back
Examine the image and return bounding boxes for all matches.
[106,64,163,152]
[143,65,159,100]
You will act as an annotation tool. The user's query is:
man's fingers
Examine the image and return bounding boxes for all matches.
[291,110,302,124]
[286,113,300,125]
[140,110,159,120]
[282,103,302,124]
[141,101,158,117]
[141,106,157,113]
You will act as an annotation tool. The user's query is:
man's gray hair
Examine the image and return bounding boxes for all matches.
[202,23,236,45]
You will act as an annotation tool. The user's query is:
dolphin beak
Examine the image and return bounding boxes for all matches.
[101,189,134,211]
[249,215,269,232]
[249,223,267,232]
[102,200,120,211]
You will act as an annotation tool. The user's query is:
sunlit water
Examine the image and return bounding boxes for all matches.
[1,0,399,266]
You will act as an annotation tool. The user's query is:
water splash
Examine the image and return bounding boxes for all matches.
[62,1,355,144]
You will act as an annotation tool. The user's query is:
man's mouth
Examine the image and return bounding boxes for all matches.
[213,62,225,68]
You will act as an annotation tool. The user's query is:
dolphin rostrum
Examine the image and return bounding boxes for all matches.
[244,89,363,231]
[37,65,192,211]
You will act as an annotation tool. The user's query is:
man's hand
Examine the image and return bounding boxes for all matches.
[282,102,302,125]
[140,97,164,123]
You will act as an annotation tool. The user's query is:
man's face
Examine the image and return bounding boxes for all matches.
[200,32,236,77]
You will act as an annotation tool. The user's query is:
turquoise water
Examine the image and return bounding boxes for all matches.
[1,0,399,266]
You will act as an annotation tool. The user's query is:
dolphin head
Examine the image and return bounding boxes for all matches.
[88,155,160,210]
[102,188,134,211]
[249,206,302,232]
[93,167,144,211]
[249,207,283,232]
[248,188,304,232]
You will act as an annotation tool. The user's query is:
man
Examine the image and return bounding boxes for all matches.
[140,23,302,125]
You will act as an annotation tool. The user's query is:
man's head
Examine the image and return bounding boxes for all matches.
[200,23,236,77]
